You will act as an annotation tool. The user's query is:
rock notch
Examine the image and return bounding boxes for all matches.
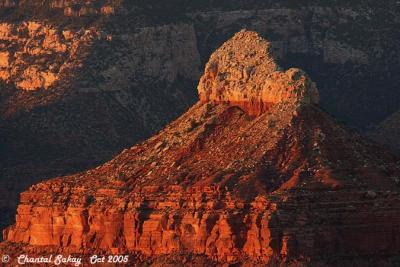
[198,30,320,116]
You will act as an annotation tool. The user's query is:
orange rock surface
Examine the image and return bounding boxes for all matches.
[0,21,102,90]
[2,31,400,265]
[198,30,320,116]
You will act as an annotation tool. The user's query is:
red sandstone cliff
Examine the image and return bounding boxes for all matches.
[1,31,400,266]
[2,1,400,242]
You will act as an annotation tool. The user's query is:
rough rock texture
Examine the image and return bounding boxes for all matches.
[1,0,400,240]
[370,110,400,153]
[191,4,400,129]
[2,31,400,266]
[0,20,201,232]
[198,30,319,116]
[0,0,124,17]
[0,21,102,90]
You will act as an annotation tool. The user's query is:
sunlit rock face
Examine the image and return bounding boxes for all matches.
[1,2,399,223]
[198,30,320,116]
[0,22,101,90]
[2,30,400,266]
[0,19,202,232]
[0,0,123,16]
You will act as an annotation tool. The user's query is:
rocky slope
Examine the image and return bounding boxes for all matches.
[0,7,201,232]
[1,0,400,237]
[370,110,400,153]
[2,31,400,266]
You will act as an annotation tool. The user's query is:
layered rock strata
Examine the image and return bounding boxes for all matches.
[2,1,400,238]
[2,31,400,265]
[0,21,201,227]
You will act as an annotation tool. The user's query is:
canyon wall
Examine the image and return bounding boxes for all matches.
[0,0,124,16]
[0,18,201,233]
[1,1,399,128]
[1,0,400,236]
[5,186,400,264]
[3,30,400,265]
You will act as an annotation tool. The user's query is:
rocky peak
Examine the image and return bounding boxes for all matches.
[198,30,320,116]
[2,29,400,266]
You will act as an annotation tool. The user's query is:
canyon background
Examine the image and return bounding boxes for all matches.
[0,0,400,256]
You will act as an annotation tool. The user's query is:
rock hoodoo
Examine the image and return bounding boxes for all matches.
[198,30,320,116]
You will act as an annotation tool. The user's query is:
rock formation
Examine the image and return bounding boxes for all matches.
[0,21,99,90]
[0,19,201,232]
[1,0,400,245]
[2,30,400,266]
[0,0,124,16]
[198,30,320,116]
